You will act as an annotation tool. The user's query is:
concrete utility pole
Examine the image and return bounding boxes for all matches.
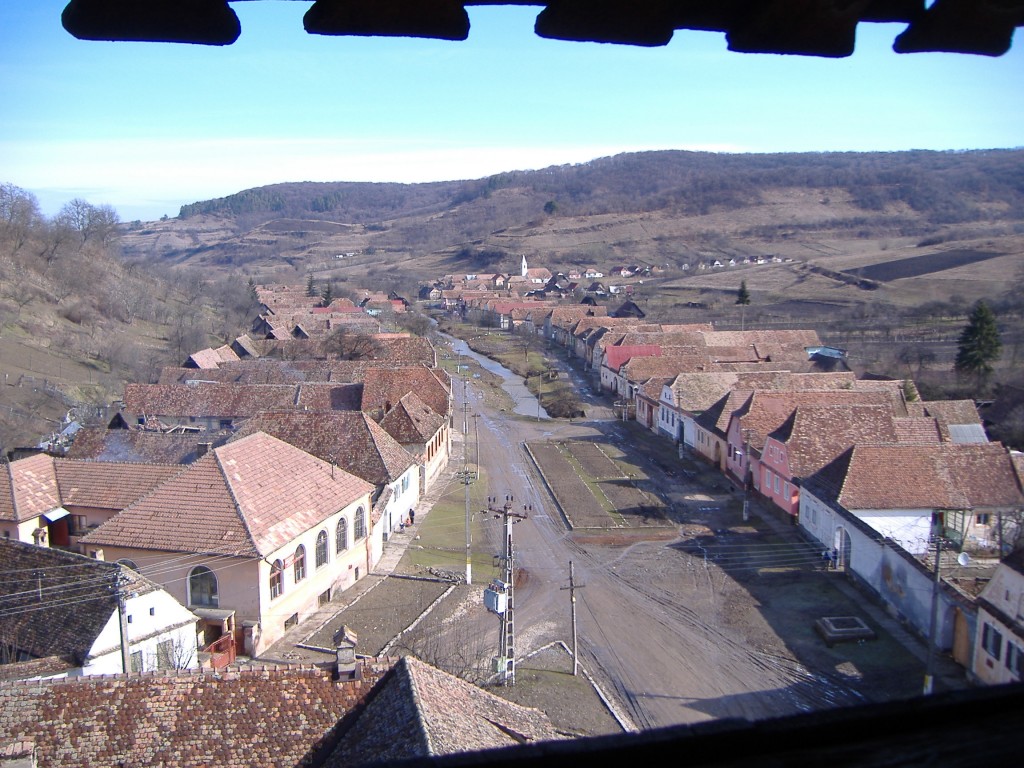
[561,561,586,676]
[115,570,131,675]
[485,495,528,685]
[460,399,473,585]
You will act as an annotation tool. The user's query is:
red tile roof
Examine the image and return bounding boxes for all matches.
[233,411,416,487]
[603,345,662,372]
[360,366,451,419]
[83,432,373,558]
[0,662,392,768]
[0,454,60,523]
[326,656,562,766]
[816,443,1024,511]
[54,460,185,511]
[379,392,446,444]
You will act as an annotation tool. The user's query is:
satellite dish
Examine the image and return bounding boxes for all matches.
[957,552,971,567]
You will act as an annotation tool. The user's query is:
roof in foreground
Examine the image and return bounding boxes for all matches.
[325,656,564,766]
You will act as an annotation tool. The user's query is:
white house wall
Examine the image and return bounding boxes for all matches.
[800,490,957,650]
[849,509,932,555]
[83,589,199,676]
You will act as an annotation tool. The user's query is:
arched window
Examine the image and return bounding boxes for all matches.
[188,565,218,608]
[336,517,348,553]
[294,545,306,582]
[315,530,329,569]
[270,560,284,599]
[354,506,366,540]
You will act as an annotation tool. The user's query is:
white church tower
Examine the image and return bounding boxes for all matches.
[521,254,528,277]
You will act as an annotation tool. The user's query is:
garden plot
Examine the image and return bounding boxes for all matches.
[528,440,670,529]
[565,441,623,480]
[526,442,617,528]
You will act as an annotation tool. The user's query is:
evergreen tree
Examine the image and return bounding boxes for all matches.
[955,300,1001,384]
[320,282,333,307]
[735,280,751,306]
[736,280,751,330]
[306,273,316,297]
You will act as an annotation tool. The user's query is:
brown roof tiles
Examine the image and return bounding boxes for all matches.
[83,432,373,558]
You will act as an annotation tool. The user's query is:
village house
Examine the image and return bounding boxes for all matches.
[234,410,421,537]
[753,403,901,516]
[973,549,1024,685]
[0,539,199,679]
[0,454,182,548]
[81,432,376,658]
[797,443,1024,661]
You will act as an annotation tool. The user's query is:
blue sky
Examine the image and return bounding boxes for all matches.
[2,3,1022,222]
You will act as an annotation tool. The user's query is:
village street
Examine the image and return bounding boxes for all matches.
[457,365,875,729]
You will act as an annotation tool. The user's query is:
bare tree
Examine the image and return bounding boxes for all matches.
[0,183,41,257]
[323,326,380,360]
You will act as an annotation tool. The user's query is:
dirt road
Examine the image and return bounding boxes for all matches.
[459,367,906,730]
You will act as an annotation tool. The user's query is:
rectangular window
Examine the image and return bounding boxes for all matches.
[69,515,88,535]
[976,513,991,525]
[318,589,331,606]
[983,623,1003,661]
[774,475,780,493]
[783,482,790,500]
[130,650,144,673]
[1007,643,1023,679]
[764,468,771,487]
[156,639,175,670]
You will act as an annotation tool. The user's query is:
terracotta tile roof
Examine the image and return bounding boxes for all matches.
[186,347,223,369]
[919,398,983,430]
[703,329,822,348]
[0,454,60,523]
[232,334,260,358]
[65,428,229,464]
[893,417,943,444]
[0,539,160,665]
[0,661,392,768]
[637,376,674,400]
[603,345,662,372]
[123,382,301,419]
[326,656,562,766]
[770,404,898,478]
[736,389,894,448]
[697,390,755,435]
[620,353,711,380]
[379,392,446,444]
[233,411,416,487]
[669,371,859,414]
[294,382,364,411]
[813,443,1024,511]
[83,432,373,558]
[54,460,185,511]
[360,366,451,419]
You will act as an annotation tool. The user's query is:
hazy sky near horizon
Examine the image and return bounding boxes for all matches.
[2,3,1022,222]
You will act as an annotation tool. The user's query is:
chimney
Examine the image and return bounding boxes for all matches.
[334,625,360,681]
[196,442,211,458]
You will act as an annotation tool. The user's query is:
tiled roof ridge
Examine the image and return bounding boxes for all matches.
[398,657,435,755]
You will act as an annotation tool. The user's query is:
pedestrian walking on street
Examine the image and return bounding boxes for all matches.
[409,508,416,525]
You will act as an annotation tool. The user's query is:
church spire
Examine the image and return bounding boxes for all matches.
[521,254,528,277]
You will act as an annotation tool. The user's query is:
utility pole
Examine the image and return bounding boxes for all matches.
[459,400,473,585]
[472,413,480,474]
[561,561,585,676]
[115,570,132,675]
[484,495,528,685]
